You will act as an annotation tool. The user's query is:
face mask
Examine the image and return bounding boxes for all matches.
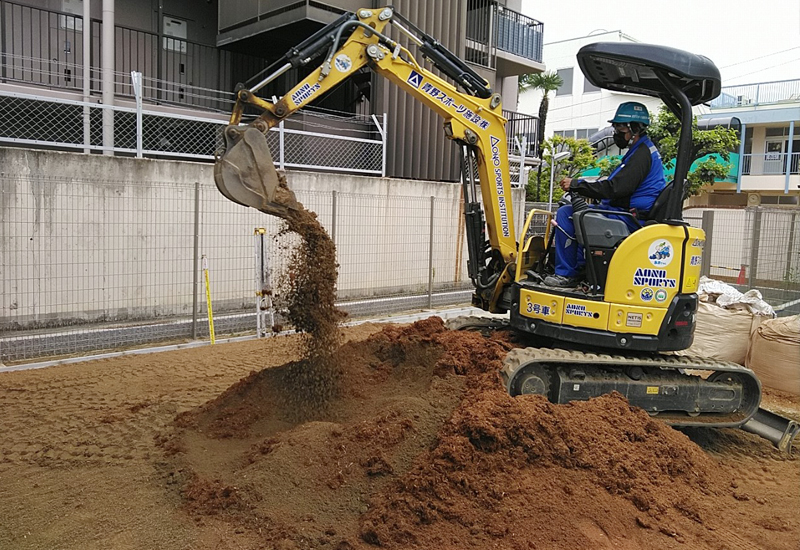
[613,130,629,149]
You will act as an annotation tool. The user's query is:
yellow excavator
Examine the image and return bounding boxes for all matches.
[213,7,797,451]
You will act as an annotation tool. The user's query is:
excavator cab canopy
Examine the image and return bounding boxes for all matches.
[577,42,721,107]
[577,42,722,221]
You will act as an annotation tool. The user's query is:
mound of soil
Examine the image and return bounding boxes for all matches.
[167,317,754,549]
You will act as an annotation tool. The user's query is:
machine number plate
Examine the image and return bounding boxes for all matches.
[626,313,643,327]
[646,386,659,395]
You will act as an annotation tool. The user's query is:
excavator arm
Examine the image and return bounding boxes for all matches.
[214,7,518,312]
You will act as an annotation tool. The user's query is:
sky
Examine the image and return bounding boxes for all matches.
[519,0,800,86]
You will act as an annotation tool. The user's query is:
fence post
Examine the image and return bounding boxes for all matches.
[191,181,201,339]
[82,0,91,153]
[382,112,387,177]
[428,195,435,309]
[0,0,6,80]
[748,209,763,288]
[132,71,143,158]
[785,121,795,194]
[331,189,337,245]
[700,210,714,277]
[786,211,798,283]
[279,120,285,170]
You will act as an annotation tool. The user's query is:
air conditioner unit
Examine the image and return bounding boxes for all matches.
[747,193,761,206]
[736,95,752,106]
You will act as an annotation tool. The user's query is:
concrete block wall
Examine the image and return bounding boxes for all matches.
[0,148,525,330]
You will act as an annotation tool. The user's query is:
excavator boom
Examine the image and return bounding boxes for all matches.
[213,6,517,311]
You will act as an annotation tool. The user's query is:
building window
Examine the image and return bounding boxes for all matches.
[555,68,573,96]
[553,128,597,141]
[60,0,83,31]
[163,16,188,53]
[583,78,600,93]
[744,127,753,154]
[765,127,789,137]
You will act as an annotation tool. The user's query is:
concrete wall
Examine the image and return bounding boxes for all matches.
[0,148,525,330]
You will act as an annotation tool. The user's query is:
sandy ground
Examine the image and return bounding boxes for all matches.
[0,321,798,550]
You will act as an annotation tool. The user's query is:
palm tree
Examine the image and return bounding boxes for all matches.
[520,71,563,200]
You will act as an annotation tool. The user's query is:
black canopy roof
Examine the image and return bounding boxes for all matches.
[577,42,721,106]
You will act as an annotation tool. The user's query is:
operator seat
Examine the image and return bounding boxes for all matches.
[641,181,674,224]
[573,208,633,293]
[572,181,675,292]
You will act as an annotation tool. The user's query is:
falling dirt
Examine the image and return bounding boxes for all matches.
[269,172,346,417]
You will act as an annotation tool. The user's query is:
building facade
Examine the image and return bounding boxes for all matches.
[517,30,662,151]
[693,79,800,207]
[0,0,545,182]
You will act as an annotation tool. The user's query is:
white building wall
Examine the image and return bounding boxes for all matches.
[517,31,664,140]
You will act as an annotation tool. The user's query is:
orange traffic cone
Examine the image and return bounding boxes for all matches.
[737,265,746,284]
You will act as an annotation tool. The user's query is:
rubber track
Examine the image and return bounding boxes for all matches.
[501,347,762,428]
[445,315,510,331]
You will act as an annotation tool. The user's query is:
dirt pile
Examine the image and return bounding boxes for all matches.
[166,317,764,549]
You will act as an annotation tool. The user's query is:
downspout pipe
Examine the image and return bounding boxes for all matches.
[83,0,91,153]
[102,0,114,155]
[736,122,746,193]
[785,121,794,194]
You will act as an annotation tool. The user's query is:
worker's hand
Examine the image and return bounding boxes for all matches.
[559,177,572,191]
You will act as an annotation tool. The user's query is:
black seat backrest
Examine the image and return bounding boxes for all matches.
[644,181,674,223]
[573,209,631,293]
[574,210,631,249]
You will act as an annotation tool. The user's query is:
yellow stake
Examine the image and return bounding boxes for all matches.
[202,255,216,345]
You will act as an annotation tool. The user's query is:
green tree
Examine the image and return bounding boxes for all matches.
[520,71,564,200]
[647,106,740,196]
[527,135,596,202]
[595,156,621,177]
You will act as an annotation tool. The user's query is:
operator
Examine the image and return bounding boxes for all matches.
[544,101,666,288]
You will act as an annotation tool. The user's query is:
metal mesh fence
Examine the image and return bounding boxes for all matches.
[0,89,385,171]
[684,207,800,316]
[0,92,108,150]
[0,174,472,363]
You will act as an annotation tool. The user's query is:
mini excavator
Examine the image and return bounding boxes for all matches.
[213,7,798,452]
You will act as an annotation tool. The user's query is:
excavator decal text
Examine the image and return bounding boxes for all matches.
[417,82,491,130]
[632,268,677,288]
[290,83,322,106]
[490,135,510,237]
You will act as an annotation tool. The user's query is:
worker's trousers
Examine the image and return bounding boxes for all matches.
[553,203,639,278]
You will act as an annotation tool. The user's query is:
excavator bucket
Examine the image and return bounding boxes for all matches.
[214,125,301,220]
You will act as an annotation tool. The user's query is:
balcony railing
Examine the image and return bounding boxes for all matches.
[504,109,539,157]
[711,79,800,109]
[742,153,800,176]
[466,0,543,69]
